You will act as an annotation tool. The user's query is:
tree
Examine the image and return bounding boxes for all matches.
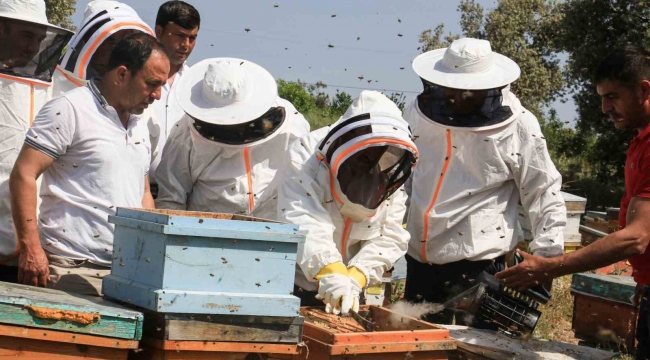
[424,0,564,118]
[45,0,77,31]
[386,92,406,112]
[554,0,650,189]
[419,24,459,52]
[331,91,353,117]
[277,79,314,114]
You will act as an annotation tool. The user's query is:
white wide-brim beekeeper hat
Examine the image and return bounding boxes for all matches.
[177,58,278,125]
[0,0,69,32]
[413,38,521,90]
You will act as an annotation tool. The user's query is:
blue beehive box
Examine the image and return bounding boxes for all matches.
[102,208,304,318]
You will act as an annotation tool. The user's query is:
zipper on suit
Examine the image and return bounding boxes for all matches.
[340,217,353,260]
[421,129,453,263]
[243,147,254,214]
[29,84,35,126]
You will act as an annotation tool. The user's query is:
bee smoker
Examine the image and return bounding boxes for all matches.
[443,254,551,338]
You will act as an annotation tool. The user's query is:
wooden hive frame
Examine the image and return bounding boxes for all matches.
[298,306,456,360]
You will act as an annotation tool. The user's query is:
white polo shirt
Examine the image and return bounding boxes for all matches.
[26,81,151,266]
[149,63,189,184]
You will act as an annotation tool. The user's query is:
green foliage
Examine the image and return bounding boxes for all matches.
[553,0,650,199]
[419,24,459,52]
[45,0,77,31]
[278,80,408,130]
[420,0,564,117]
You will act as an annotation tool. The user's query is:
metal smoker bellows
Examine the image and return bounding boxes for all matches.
[444,261,551,338]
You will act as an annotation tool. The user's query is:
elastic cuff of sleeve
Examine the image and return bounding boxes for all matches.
[348,266,368,289]
[315,262,348,280]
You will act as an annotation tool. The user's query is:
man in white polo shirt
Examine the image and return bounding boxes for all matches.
[9,33,169,295]
[149,1,200,197]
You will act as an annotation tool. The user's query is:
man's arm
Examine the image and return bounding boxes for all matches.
[142,175,155,208]
[10,145,55,287]
[496,197,650,291]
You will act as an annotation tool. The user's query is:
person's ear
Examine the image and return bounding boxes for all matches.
[155,25,164,39]
[114,65,129,86]
[637,80,650,104]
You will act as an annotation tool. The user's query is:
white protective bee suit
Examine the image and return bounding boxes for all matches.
[278,91,418,313]
[155,58,310,218]
[0,0,73,263]
[405,39,566,267]
[50,1,160,163]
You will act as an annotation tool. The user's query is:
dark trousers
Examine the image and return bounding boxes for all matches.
[0,264,19,284]
[637,285,650,359]
[293,285,322,307]
[404,254,505,324]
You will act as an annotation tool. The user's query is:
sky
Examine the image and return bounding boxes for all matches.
[71,0,577,122]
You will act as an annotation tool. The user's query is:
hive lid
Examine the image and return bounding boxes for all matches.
[109,208,304,244]
[571,273,636,305]
[0,282,143,340]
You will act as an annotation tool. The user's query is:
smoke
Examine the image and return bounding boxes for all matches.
[387,301,444,329]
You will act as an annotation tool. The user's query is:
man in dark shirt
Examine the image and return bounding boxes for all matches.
[496,45,650,359]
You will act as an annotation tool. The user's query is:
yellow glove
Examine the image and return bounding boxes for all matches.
[315,262,354,314]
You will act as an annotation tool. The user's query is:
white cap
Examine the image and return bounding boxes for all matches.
[0,0,68,32]
[412,38,520,90]
[176,58,278,125]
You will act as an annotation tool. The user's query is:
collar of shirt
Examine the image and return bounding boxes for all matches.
[165,62,189,91]
[88,78,139,129]
[634,122,650,142]
[88,78,109,109]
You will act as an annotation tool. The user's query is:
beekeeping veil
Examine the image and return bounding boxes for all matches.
[317,91,419,222]
[412,38,521,129]
[57,0,153,86]
[0,0,72,81]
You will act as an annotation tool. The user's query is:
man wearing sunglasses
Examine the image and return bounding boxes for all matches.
[277,91,419,314]
[154,58,309,218]
[403,38,567,324]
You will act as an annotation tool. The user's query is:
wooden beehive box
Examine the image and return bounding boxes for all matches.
[299,306,456,360]
[103,208,304,317]
[0,282,142,359]
[570,273,637,352]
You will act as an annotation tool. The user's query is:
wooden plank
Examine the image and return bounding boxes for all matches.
[139,310,303,343]
[301,336,452,359]
[111,216,302,243]
[326,340,455,354]
[0,282,142,340]
[0,335,129,360]
[142,337,301,354]
[0,282,141,319]
[0,323,139,349]
[444,325,617,360]
[165,315,302,343]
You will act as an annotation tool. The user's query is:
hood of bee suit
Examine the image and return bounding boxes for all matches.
[56,1,153,85]
[316,91,419,222]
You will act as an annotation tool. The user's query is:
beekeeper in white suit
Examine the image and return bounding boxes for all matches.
[154,58,309,217]
[403,38,566,323]
[278,91,419,314]
[0,0,72,281]
[50,1,161,163]
[51,1,154,97]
